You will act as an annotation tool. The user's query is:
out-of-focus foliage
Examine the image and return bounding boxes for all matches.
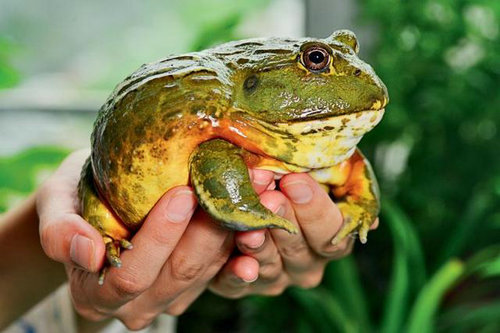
[0,36,19,88]
[179,0,500,332]
[179,0,270,51]
[0,147,69,213]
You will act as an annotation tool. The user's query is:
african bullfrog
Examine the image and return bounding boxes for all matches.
[79,30,388,282]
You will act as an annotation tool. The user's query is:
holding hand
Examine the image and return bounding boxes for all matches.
[36,150,379,329]
[37,150,234,330]
[210,170,379,298]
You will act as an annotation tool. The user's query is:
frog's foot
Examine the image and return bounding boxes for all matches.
[190,139,298,234]
[104,237,134,268]
[331,202,376,245]
[98,236,134,285]
[79,157,131,285]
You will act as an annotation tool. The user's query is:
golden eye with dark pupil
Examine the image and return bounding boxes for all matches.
[302,46,330,72]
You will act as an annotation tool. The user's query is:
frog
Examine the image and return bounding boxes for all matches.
[78,30,388,283]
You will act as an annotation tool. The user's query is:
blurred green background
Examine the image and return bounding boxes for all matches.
[1,0,499,332]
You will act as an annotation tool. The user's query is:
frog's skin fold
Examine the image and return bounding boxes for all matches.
[78,30,389,273]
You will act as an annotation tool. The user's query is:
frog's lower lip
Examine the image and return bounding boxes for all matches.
[277,108,385,125]
[275,108,384,138]
[246,109,385,140]
[274,108,385,129]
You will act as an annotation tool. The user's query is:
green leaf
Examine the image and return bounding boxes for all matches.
[324,257,371,332]
[438,189,494,267]
[380,199,426,333]
[438,302,500,332]
[406,259,465,333]
[463,245,500,278]
[289,287,357,333]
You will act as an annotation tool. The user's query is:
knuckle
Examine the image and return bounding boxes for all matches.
[109,272,148,299]
[122,317,154,331]
[262,284,287,296]
[280,239,310,260]
[171,256,206,283]
[165,303,189,316]
[297,272,324,289]
[205,253,231,278]
[72,303,106,322]
[321,238,353,258]
[259,262,282,281]
[208,283,248,300]
[148,226,173,245]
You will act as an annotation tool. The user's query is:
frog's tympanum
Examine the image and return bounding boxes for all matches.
[79,30,388,282]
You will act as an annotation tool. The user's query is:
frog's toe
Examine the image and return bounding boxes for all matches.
[98,267,107,286]
[358,222,371,244]
[331,216,375,245]
[120,239,133,250]
[99,236,134,285]
[106,240,122,268]
[331,216,360,245]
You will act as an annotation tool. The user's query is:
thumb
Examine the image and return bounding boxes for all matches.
[39,212,105,272]
[36,149,105,272]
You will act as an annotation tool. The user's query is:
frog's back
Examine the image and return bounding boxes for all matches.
[90,51,234,229]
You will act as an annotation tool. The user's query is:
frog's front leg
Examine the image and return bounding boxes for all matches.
[309,149,380,245]
[79,158,131,284]
[190,139,298,234]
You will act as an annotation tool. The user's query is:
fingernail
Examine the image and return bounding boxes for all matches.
[244,232,265,249]
[70,234,95,271]
[267,182,276,190]
[283,180,313,204]
[242,275,258,283]
[231,273,257,284]
[166,190,196,223]
[273,205,285,217]
[252,171,271,186]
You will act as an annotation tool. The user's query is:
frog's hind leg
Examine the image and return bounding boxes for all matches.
[78,157,131,284]
[190,139,298,234]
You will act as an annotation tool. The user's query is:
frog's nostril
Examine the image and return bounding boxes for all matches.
[354,69,361,76]
[244,74,259,93]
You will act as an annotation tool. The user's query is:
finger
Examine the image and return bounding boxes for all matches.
[249,273,290,296]
[371,218,379,230]
[39,212,106,272]
[249,169,276,194]
[36,149,107,272]
[209,255,259,299]
[237,191,300,282]
[235,229,266,251]
[236,230,282,283]
[280,173,345,258]
[38,186,106,272]
[142,209,233,307]
[260,191,325,283]
[66,265,109,321]
[84,186,197,311]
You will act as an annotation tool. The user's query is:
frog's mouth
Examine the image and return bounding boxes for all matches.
[245,109,385,168]
[265,109,385,137]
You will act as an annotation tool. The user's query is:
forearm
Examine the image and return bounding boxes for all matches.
[0,194,66,329]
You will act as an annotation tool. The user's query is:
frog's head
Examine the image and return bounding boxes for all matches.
[224,30,389,167]
[230,30,388,123]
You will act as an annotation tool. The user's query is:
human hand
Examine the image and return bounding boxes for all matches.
[36,150,235,329]
[210,171,379,298]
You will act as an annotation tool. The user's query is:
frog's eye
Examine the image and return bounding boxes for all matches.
[301,46,330,73]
